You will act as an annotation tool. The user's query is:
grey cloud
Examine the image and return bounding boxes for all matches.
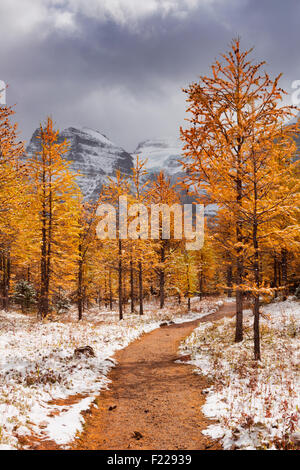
[0,0,299,150]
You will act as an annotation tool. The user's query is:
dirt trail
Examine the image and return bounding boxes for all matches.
[72,302,235,450]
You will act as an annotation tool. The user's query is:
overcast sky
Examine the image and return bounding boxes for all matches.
[0,0,299,151]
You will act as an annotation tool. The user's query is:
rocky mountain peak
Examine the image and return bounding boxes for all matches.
[26,126,133,200]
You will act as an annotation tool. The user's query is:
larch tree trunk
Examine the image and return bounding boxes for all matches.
[159,244,165,309]
[253,220,261,360]
[234,54,244,343]
[226,264,233,298]
[0,252,11,311]
[273,254,278,298]
[77,241,83,321]
[138,260,143,315]
[234,165,244,343]
[281,248,288,299]
[109,267,113,310]
[118,239,123,320]
[130,257,134,313]
[38,172,49,319]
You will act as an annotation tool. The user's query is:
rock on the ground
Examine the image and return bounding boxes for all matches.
[74,346,95,358]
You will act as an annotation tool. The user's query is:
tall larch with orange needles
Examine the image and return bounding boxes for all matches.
[29,118,81,318]
[181,38,298,348]
[0,103,25,310]
[147,171,181,309]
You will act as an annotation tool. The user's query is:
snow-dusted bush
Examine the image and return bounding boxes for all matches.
[12,280,37,312]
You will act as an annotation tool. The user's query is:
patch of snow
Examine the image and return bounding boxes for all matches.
[133,137,183,176]
[0,297,220,449]
[179,298,300,450]
[46,397,94,445]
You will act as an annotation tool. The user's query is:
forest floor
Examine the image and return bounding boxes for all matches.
[72,303,235,451]
[0,297,222,449]
[1,298,298,450]
[180,298,300,450]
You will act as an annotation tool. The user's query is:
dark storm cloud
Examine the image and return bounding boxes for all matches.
[1,0,299,150]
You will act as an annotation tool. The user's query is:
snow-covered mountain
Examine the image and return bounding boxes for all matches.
[131,138,219,214]
[26,127,218,215]
[26,130,185,199]
[133,137,183,178]
[26,127,133,200]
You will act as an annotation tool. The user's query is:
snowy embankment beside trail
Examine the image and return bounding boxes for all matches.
[179,298,300,450]
[0,298,220,449]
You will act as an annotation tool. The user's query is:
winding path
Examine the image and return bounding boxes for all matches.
[73,302,235,450]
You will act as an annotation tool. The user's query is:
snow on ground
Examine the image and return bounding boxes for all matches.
[132,137,182,176]
[179,298,300,450]
[0,297,220,449]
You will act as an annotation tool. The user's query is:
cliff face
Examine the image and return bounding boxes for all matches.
[26,128,216,214]
[26,127,134,200]
[133,137,183,177]
[26,131,185,199]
